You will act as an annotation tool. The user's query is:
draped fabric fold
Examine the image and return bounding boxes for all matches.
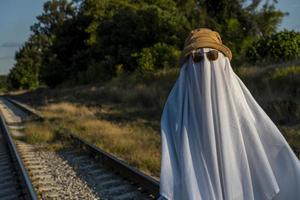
[160,48,300,200]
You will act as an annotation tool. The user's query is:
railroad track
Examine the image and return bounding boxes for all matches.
[6,96,298,200]
[7,97,300,160]
[0,112,37,199]
[1,96,160,199]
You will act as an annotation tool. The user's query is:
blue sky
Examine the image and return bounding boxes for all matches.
[0,0,47,74]
[0,0,300,75]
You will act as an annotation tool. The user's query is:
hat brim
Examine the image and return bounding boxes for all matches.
[180,41,232,65]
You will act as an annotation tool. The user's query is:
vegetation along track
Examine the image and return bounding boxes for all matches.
[0,96,159,199]
[0,104,37,199]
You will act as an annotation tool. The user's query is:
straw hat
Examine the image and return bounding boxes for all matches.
[180,28,232,64]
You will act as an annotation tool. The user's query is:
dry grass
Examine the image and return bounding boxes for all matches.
[24,121,55,144]
[19,119,61,150]
[42,102,95,118]
[8,65,300,178]
[36,102,161,177]
[22,120,69,151]
[279,125,300,150]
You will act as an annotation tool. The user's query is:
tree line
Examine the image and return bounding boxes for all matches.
[6,0,300,89]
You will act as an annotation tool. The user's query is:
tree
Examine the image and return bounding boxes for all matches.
[31,0,85,87]
[7,36,43,89]
[41,14,90,87]
[195,0,285,63]
[8,0,288,89]
[254,3,286,36]
[31,0,75,37]
[0,75,7,92]
[94,2,189,73]
[246,30,300,64]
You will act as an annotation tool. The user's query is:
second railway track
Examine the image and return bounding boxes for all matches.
[0,96,159,200]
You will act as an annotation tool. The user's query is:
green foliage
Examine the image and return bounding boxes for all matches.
[247,30,300,64]
[269,66,300,80]
[31,0,75,36]
[267,66,300,97]
[7,0,289,88]
[254,3,286,36]
[86,56,116,83]
[133,43,180,74]
[198,0,285,64]
[95,3,189,72]
[134,48,156,73]
[80,0,137,46]
[7,40,42,89]
[41,16,91,87]
[0,75,7,92]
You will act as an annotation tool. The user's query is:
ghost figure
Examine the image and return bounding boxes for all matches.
[159,28,300,200]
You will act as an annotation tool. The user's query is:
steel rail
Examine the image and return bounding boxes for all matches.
[68,131,160,197]
[0,112,38,200]
[4,96,160,198]
[7,96,299,198]
[6,96,300,160]
[3,97,42,122]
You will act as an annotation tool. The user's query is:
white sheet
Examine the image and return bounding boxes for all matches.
[160,48,300,200]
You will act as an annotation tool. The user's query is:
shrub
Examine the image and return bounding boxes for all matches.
[96,4,188,73]
[246,30,300,64]
[134,48,156,73]
[266,66,300,97]
[133,43,180,74]
[269,66,300,80]
[86,56,116,83]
